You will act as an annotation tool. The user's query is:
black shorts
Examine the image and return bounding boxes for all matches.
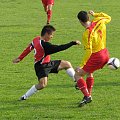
[34,60,61,80]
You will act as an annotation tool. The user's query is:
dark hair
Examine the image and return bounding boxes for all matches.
[77,11,89,22]
[41,25,56,36]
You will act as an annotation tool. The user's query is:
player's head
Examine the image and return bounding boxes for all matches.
[41,25,56,36]
[41,25,56,41]
[77,11,89,23]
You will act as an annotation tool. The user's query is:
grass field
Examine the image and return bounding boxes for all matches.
[0,0,120,120]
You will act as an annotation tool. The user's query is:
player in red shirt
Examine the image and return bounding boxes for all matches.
[13,25,80,100]
[41,0,54,24]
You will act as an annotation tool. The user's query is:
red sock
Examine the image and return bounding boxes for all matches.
[77,78,90,97]
[47,10,52,24]
[86,77,94,95]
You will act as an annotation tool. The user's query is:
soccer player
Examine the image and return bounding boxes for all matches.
[41,0,54,24]
[13,25,80,100]
[74,10,111,107]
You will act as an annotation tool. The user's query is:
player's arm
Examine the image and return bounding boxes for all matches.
[80,33,92,67]
[89,10,111,24]
[13,43,34,63]
[41,40,80,55]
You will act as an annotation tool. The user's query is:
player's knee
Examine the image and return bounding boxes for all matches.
[66,61,72,68]
[48,4,53,10]
[59,60,72,70]
[62,60,72,68]
[75,67,86,78]
[87,73,93,77]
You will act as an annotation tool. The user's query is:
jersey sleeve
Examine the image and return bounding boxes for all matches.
[18,43,34,61]
[41,40,76,55]
[93,12,111,24]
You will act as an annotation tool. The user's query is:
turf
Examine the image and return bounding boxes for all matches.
[0,0,120,120]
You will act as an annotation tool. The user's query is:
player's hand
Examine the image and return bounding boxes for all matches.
[76,40,81,45]
[88,10,94,16]
[13,58,21,64]
[72,41,81,45]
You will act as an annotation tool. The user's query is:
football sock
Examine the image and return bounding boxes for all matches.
[22,85,37,99]
[86,77,94,95]
[66,68,75,81]
[47,10,52,24]
[77,78,90,97]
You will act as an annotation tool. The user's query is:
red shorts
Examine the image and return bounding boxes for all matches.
[41,0,54,6]
[82,48,109,73]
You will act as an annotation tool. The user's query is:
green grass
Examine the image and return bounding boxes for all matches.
[0,0,120,120]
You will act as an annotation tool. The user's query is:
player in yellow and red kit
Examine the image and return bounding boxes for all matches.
[74,10,111,107]
[41,0,54,24]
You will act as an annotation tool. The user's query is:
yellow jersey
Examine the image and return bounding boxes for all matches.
[80,12,111,67]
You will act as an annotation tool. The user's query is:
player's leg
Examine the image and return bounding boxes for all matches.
[75,67,90,96]
[74,67,92,107]
[46,4,53,24]
[35,77,48,90]
[46,0,54,24]
[84,48,109,96]
[19,61,49,100]
[58,60,76,81]
[43,4,48,12]
[86,73,94,96]
[41,0,48,12]
[20,77,48,100]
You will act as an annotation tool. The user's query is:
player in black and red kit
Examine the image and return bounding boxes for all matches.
[13,25,80,100]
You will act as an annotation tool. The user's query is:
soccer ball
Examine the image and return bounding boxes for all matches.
[107,57,120,70]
